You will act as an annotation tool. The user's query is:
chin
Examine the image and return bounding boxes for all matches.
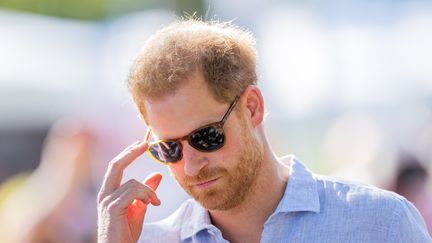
[193,187,248,211]
[198,197,242,211]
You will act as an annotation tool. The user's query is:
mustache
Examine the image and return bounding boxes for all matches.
[183,167,227,185]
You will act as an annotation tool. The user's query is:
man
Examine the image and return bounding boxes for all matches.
[97,19,432,243]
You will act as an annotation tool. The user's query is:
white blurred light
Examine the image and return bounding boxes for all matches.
[101,10,174,102]
[259,7,334,116]
[0,10,98,92]
[321,112,397,186]
[334,27,401,106]
[258,3,432,114]
[394,10,432,90]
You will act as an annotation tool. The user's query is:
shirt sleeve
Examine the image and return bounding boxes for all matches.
[388,197,432,242]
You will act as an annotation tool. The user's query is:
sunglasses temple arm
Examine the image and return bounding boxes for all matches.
[220,96,240,124]
[144,127,152,143]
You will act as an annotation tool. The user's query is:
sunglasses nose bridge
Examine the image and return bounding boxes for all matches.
[178,135,189,142]
[176,135,189,149]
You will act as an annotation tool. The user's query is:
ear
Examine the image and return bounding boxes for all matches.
[241,85,265,128]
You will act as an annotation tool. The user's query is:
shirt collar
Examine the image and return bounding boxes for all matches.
[180,199,213,241]
[274,155,320,214]
[180,155,321,241]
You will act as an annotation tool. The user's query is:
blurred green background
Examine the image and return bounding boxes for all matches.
[0,0,204,20]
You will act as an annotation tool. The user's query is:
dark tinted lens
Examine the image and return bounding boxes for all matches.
[148,141,182,163]
[189,125,225,151]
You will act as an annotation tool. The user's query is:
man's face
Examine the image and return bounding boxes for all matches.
[144,72,263,210]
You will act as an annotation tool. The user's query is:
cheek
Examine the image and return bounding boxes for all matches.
[211,137,241,171]
[222,123,244,153]
[168,163,185,179]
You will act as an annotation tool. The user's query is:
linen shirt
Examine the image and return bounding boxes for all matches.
[140,155,432,242]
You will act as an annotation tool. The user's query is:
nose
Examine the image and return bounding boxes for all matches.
[181,141,209,177]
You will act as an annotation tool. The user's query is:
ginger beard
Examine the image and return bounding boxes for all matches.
[172,115,263,210]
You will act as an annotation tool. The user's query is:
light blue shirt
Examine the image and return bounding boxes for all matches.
[140,156,432,242]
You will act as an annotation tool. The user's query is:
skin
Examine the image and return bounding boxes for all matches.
[97,71,291,243]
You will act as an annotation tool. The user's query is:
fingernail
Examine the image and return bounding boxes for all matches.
[155,198,161,205]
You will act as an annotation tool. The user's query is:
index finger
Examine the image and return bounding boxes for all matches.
[99,129,152,199]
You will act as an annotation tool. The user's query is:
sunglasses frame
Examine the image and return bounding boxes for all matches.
[145,96,240,165]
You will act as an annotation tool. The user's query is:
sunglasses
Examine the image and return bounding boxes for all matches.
[144,96,240,164]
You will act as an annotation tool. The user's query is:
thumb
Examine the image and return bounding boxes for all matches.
[143,172,163,191]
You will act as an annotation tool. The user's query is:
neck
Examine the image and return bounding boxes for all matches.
[209,143,290,243]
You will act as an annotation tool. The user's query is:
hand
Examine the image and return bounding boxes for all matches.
[97,141,163,243]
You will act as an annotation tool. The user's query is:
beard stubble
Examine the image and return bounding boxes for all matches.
[174,117,263,211]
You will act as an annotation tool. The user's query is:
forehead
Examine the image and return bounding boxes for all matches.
[144,73,227,140]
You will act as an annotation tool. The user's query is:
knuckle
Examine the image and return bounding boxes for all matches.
[119,180,142,196]
[97,192,104,204]
[144,185,155,195]
[99,195,112,208]
[146,188,156,197]
[108,159,120,170]
[133,186,142,195]
[128,185,142,196]
[97,189,110,203]
[106,199,121,213]
[126,179,141,189]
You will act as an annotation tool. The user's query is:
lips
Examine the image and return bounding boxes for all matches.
[194,177,220,188]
